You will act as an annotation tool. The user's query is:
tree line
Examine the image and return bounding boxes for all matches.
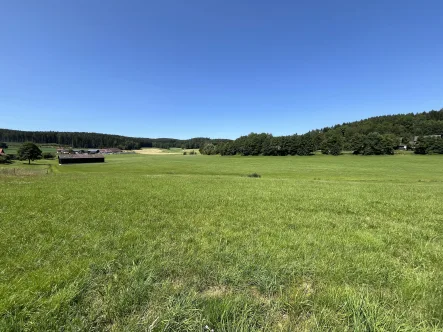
[0,129,230,150]
[199,132,404,156]
[1,108,442,155]
[200,109,443,156]
[200,133,316,156]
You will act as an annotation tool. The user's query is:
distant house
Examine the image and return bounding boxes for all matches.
[58,154,105,165]
[99,148,122,154]
[396,138,407,150]
[57,148,70,154]
[413,135,443,143]
[88,149,100,154]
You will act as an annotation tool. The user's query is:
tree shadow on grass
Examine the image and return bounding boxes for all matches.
[19,162,53,166]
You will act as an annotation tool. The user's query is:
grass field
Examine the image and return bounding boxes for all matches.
[1,154,443,331]
[2,142,57,155]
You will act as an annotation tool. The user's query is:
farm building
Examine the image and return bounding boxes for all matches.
[413,135,443,143]
[58,154,105,165]
[99,148,122,154]
[57,148,70,154]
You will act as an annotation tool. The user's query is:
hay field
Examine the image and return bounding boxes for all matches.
[135,148,199,155]
[135,148,170,155]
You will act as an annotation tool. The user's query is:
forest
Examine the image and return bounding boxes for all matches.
[1,108,442,155]
[201,108,443,156]
[0,129,230,150]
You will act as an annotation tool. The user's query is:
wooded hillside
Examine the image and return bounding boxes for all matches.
[1,109,442,154]
[0,129,230,150]
[201,108,443,156]
[316,108,443,144]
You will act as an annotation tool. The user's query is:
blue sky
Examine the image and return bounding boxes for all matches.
[1,0,442,139]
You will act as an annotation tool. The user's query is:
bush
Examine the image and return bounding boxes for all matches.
[43,152,55,159]
[0,156,9,164]
[0,155,13,164]
[200,143,217,155]
[183,151,187,155]
[247,173,261,178]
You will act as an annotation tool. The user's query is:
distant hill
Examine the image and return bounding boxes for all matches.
[314,108,443,144]
[201,108,443,156]
[0,129,231,150]
[1,108,442,151]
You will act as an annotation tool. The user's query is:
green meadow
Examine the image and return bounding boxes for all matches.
[2,142,57,155]
[1,154,443,331]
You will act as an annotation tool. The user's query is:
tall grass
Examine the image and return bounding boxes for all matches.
[1,154,442,330]
[0,166,50,176]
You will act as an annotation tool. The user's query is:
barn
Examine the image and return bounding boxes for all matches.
[58,154,105,165]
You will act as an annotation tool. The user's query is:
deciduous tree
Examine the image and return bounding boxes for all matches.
[17,142,42,164]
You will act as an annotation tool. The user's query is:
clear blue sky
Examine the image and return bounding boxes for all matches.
[1,0,442,139]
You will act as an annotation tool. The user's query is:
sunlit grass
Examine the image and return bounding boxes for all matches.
[1,154,442,330]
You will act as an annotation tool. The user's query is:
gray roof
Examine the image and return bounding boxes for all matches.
[58,154,104,159]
